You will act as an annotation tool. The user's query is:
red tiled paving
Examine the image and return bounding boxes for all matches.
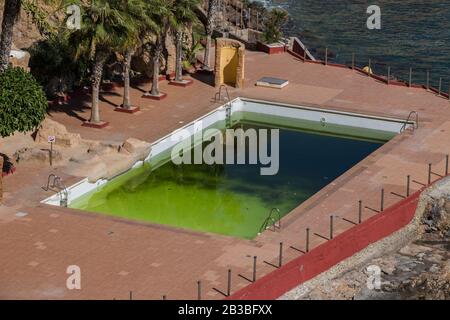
[1,50,450,299]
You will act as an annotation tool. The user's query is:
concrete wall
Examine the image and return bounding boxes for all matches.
[214,38,245,88]
[227,187,423,300]
[221,47,239,85]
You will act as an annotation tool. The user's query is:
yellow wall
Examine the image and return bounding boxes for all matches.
[220,47,239,86]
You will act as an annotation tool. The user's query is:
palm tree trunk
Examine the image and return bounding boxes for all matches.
[122,48,133,109]
[90,51,108,123]
[204,0,219,70]
[150,40,162,96]
[0,0,22,73]
[175,29,183,83]
[204,34,212,70]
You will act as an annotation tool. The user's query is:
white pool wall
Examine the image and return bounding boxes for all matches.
[41,98,413,206]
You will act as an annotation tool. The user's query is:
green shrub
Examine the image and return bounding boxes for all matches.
[0,67,48,138]
[263,8,289,44]
[28,34,90,95]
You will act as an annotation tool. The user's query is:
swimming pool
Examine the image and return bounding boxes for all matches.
[43,98,413,239]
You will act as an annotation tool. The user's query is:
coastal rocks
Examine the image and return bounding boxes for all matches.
[282,177,450,300]
[422,195,450,236]
[398,263,450,300]
[35,118,82,147]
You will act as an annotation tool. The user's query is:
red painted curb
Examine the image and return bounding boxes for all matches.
[258,42,287,55]
[227,188,423,300]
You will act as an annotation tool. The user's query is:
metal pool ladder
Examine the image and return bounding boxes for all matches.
[400,111,419,133]
[258,208,281,234]
[214,85,232,128]
[42,174,69,207]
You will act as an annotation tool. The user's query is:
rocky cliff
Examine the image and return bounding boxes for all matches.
[0,2,42,49]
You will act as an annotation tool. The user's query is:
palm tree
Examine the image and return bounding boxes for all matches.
[170,0,200,84]
[118,0,158,111]
[203,0,219,71]
[262,7,289,44]
[0,0,22,73]
[0,0,62,73]
[142,0,172,99]
[69,0,137,126]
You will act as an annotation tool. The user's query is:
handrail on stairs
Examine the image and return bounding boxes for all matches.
[258,208,281,234]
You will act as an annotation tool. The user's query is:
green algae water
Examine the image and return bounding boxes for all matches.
[70,122,385,239]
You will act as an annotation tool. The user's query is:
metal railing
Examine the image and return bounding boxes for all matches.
[42,174,69,207]
[400,111,419,133]
[214,84,233,128]
[214,84,231,103]
[258,208,281,234]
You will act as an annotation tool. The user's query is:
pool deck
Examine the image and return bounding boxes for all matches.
[1,50,450,299]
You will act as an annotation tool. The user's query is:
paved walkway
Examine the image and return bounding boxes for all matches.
[1,51,450,299]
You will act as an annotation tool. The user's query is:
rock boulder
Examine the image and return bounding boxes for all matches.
[36,118,82,147]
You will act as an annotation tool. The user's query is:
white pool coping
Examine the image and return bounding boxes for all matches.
[41,98,415,207]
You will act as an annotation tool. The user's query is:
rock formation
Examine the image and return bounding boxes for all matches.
[35,118,82,147]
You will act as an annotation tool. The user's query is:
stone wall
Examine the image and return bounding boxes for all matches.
[0,3,42,50]
[214,38,245,88]
[131,28,192,79]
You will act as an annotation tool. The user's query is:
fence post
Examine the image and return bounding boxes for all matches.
[252,256,257,282]
[240,3,243,28]
[368,59,372,77]
[426,70,430,91]
[329,215,334,240]
[428,163,432,185]
[358,200,362,224]
[227,269,232,297]
[407,175,410,197]
[446,155,449,176]
[409,68,412,87]
[278,242,283,267]
[351,53,355,70]
[256,12,259,31]
[306,227,310,252]
[325,48,328,65]
[438,78,442,96]
[380,188,385,212]
[197,281,201,300]
[387,66,391,85]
